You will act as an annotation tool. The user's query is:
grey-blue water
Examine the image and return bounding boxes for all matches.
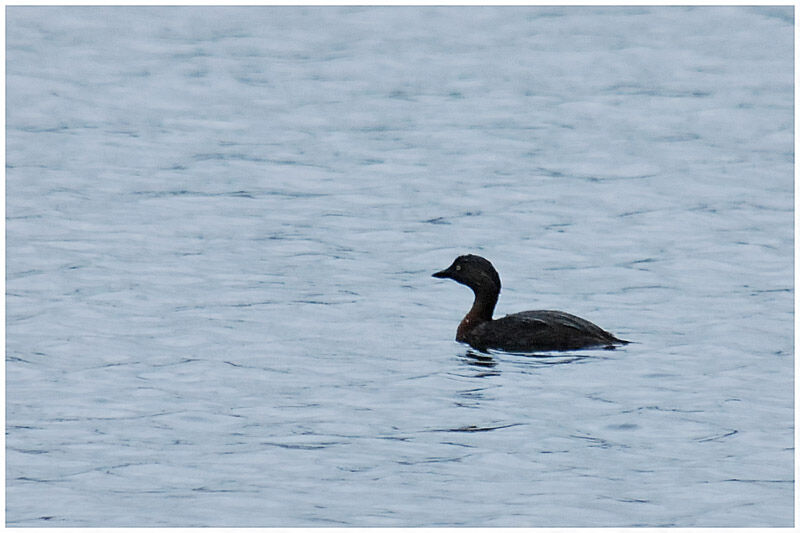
[6,6,794,527]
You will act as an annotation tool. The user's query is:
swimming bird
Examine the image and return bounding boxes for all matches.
[433,254,629,353]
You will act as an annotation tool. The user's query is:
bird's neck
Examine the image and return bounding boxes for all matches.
[456,286,498,341]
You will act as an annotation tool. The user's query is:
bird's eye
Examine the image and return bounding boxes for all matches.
[455,265,461,271]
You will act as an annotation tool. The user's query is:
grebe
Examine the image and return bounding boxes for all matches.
[433,254,629,353]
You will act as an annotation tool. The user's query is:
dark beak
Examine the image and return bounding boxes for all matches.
[432,267,452,279]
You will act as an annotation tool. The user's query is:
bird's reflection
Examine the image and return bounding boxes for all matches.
[458,348,605,376]
[507,352,596,366]
[458,350,500,377]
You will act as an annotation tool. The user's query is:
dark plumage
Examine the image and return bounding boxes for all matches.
[433,254,629,353]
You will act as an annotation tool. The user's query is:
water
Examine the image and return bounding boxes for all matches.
[5,6,793,527]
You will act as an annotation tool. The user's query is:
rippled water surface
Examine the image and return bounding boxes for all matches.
[6,6,794,527]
